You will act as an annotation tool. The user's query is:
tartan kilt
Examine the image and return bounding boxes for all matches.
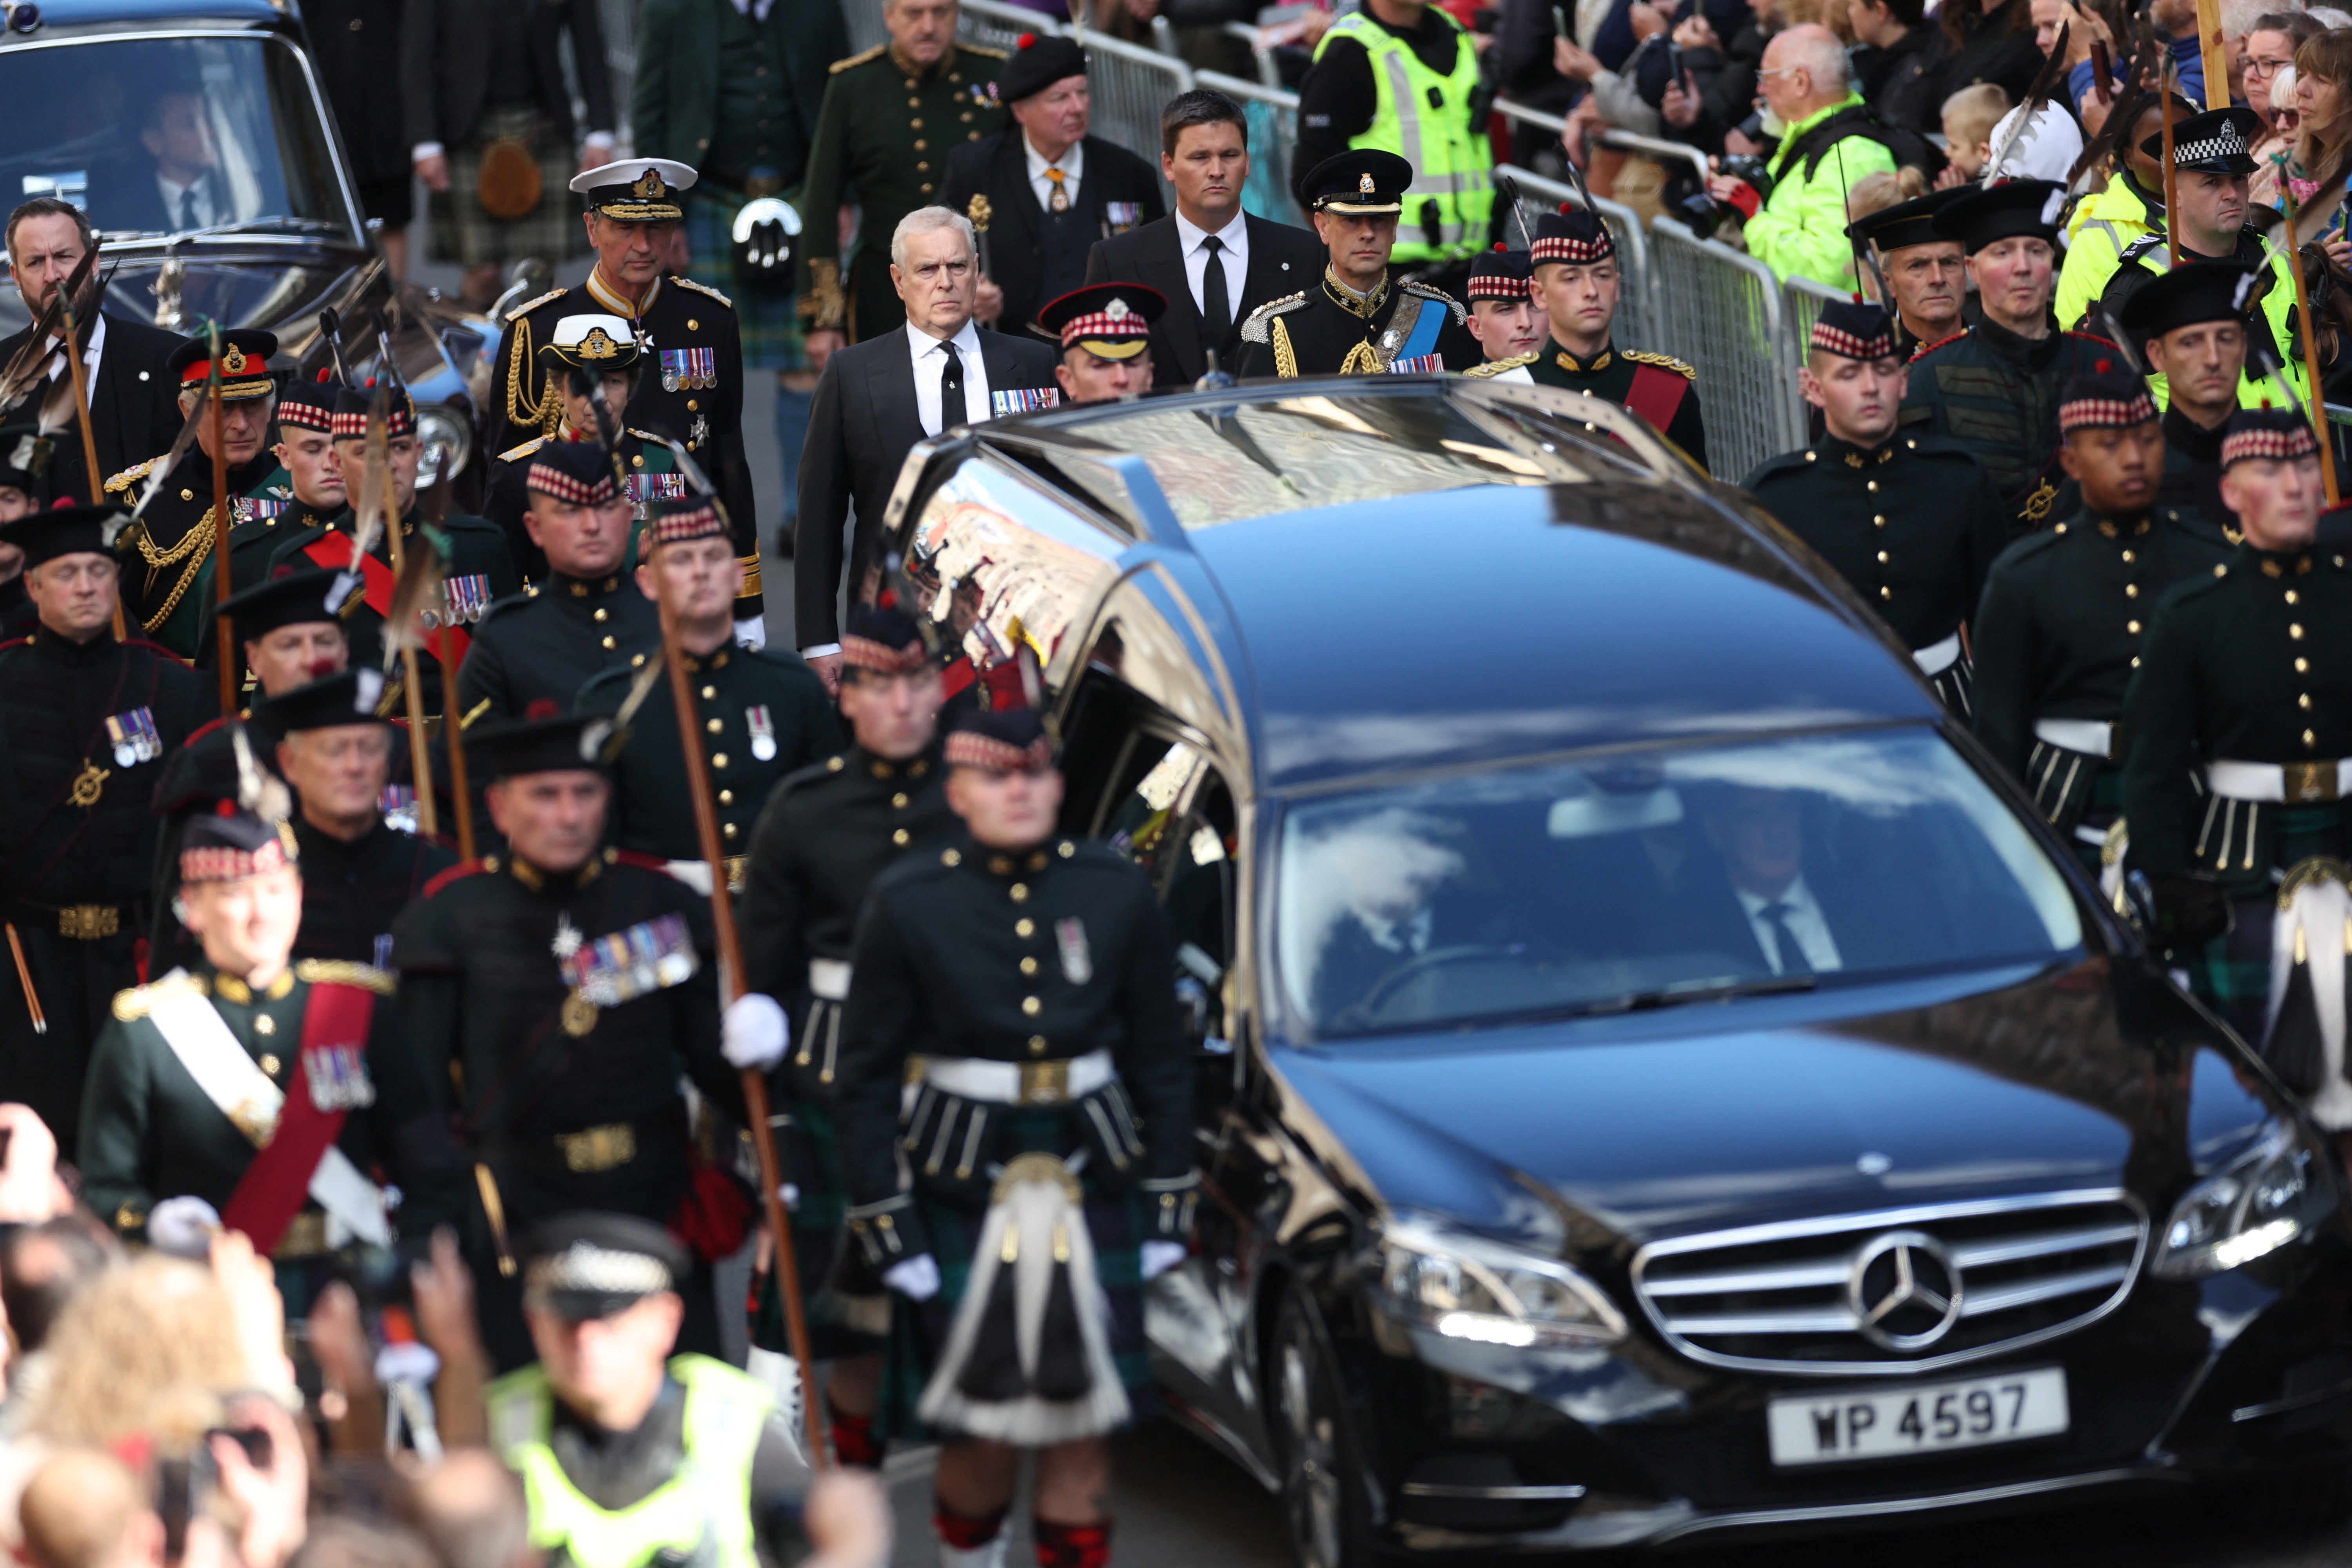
[685,187,807,372]
[750,1098,886,1361]
[428,105,587,269]
[2191,803,2349,1044]
[876,1105,1156,1443]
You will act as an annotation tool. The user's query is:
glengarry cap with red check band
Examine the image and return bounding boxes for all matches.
[1465,245,1531,301]
[2054,363,2158,436]
[1808,299,1898,361]
[527,440,621,505]
[1529,205,1614,267]
[946,706,1055,772]
[842,605,932,676]
[331,382,417,439]
[2222,407,2321,468]
[166,329,279,402]
[276,379,341,434]
[1032,282,1163,362]
[644,494,726,546]
[180,800,296,884]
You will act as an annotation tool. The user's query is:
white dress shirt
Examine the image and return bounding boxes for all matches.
[1024,136,1084,214]
[157,173,216,232]
[908,318,992,437]
[1734,877,1844,975]
[1174,208,1248,321]
[45,310,104,385]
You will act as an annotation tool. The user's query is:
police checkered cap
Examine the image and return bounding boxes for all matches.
[1530,205,1613,266]
[1808,300,1896,361]
[2056,364,2157,434]
[2222,407,2320,467]
[2141,106,2261,174]
[180,802,295,884]
[842,606,931,675]
[519,1212,687,1317]
[946,706,1054,771]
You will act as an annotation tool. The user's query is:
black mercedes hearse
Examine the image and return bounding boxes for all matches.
[884,376,2352,1562]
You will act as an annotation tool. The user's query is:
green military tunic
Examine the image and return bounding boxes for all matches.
[484,428,683,585]
[107,450,283,658]
[2158,406,2234,543]
[1233,272,1481,381]
[1899,320,2114,534]
[795,42,1010,343]
[457,570,662,727]
[574,642,840,872]
[1492,336,1708,472]
[76,959,457,1250]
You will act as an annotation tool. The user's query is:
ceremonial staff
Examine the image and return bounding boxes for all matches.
[53,261,125,641]
[2161,64,2181,268]
[2276,174,2342,503]
[356,384,441,837]
[647,476,825,1466]
[204,323,234,710]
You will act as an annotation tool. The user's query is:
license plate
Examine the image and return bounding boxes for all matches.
[1767,1367,2069,1466]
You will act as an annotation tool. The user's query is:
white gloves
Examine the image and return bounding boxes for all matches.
[885,1253,942,1301]
[147,1195,222,1258]
[1140,1240,1187,1281]
[722,993,791,1071]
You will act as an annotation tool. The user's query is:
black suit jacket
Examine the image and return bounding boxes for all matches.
[1086,211,1328,388]
[401,0,615,150]
[794,326,1059,649]
[0,310,184,503]
[942,131,1166,345]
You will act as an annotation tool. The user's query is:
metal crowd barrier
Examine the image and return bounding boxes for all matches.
[1071,27,1194,192]
[1491,163,1656,355]
[1647,216,1798,483]
[1194,70,1306,225]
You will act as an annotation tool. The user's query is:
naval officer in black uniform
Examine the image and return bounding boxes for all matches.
[486,159,765,641]
[833,706,1195,1568]
[575,495,838,885]
[1974,367,2230,875]
[737,606,957,1470]
[0,505,211,1157]
[390,706,746,1368]
[1234,151,1479,380]
[1742,300,2007,713]
[458,442,660,727]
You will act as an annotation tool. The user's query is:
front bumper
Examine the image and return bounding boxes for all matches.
[1357,1238,2352,1553]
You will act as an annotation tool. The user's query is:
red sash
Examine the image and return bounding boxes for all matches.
[301,535,471,668]
[1622,363,1689,439]
[218,981,378,1255]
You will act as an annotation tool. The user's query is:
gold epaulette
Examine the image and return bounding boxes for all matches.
[113,969,205,1021]
[829,43,887,73]
[295,958,396,995]
[672,276,733,308]
[1622,349,1696,381]
[1401,278,1466,324]
[504,287,570,324]
[104,456,161,495]
[498,434,551,462]
[1238,290,1308,345]
[1462,352,1539,378]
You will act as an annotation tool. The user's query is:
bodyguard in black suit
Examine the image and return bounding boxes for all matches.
[795,207,1057,694]
[941,36,1165,345]
[0,201,182,504]
[1084,90,1325,389]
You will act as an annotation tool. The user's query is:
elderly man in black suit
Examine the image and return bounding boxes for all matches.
[402,0,618,309]
[1084,90,1327,390]
[942,34,1165,344]
[795,205,1058,695]
[0,200,181,506]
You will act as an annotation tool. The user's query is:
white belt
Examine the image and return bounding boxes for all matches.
[926,1047,1114,1106]
[2207,758,2352,804]
[662,860,713,896]
[1912,632,1962,676]
[809,958,852,1002]
[2035,718,2115,760]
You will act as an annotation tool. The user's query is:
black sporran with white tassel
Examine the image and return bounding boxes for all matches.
[2263,859,2352,1129]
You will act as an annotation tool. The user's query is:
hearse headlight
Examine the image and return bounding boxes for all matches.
[2152,1123,2334,1279]
[1378,1219,1626,1347]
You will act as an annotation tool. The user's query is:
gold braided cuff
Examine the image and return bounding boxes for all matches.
[801,258,847,330]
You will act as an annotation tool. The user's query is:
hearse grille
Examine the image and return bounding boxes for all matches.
[1629,1190,2148,1376]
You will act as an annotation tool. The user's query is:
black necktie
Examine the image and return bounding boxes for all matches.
[1759,902,1814,977]
[1200,234,1231,361]
[937,340,963,434]
[178,185,200,232]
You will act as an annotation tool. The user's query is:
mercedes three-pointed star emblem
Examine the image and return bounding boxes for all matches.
[1847,1229,1964,1352]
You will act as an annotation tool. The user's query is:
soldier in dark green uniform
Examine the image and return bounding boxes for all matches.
[797,0,1009,348]
[1463,205,1706,469]
[1972,368,2231,877]
[0,505,211,1157]
[109,330,283,659]
[265,384,520,717]
[1901,180,2116,534]
[485,314,684,584]
[195,382,347,669]
[736,606,955,1470]
[267,668,457,968]
[2124,409,2352,1115]
[389,706,744,1368]
[77,802,457,1301]
[486,160,766,640]
[1742,301,2007,714]
[575,495,837,885]
[833,706,1195,1568]
[2120,261,2256,541]
[1235,151,1479,381]
[458,443,660,727]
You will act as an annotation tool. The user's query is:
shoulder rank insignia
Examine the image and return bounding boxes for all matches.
[112,968,203,1021]
[1239,290,1309,345]
[1401,278,1468,325]
[829,42,887,72]
[671,276,734,309]
[294,958,396,995]
[505,287,570,323]
[498,434,551,463]
[103,456,161,495]
[1622,349,1696,381]
[1462,351,1539,378]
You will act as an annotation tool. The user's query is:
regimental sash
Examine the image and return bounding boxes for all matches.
[1622,363,1690,439]
[146,972,390,1253]
[301,534,472,668]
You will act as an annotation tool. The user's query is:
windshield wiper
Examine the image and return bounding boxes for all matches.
[1570,973,1819,1016]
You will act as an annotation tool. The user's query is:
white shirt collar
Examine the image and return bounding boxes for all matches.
[1024,136,1084,184]
[907,316,985,358]
[1734,875,1820,922]
[45,311,103,379]
[1174,207,1246,255]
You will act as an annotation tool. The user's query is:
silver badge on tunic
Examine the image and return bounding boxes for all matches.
[551,913,584,961]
